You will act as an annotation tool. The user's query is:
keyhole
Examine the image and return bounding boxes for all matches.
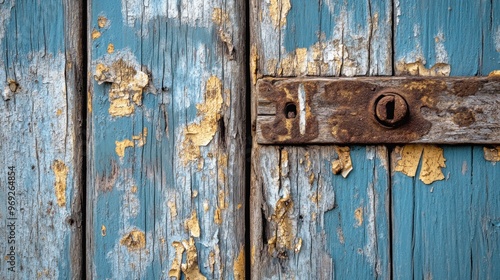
[285,103,297,119]
[386,100,395,120]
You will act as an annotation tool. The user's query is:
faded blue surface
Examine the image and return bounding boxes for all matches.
[324,146,390,279]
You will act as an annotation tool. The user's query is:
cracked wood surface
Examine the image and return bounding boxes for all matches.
[87,0,246,279]
[392,1,500,279]
[0,1,84,278]
[250,0,392,279]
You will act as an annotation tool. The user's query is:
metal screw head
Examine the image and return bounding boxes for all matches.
[373,91,409,128]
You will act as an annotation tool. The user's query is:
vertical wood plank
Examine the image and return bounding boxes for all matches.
[250,0,392,278]
[87,0,246,279]
[393,1,500,279]
[0,0,84,278]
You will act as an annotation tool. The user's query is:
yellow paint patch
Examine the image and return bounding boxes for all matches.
[167,201,178,218]
[184,211,201,238]
[419,145,446,185]
[212,8,229,25]
[52,160,68,207]
[168,241,185,279]
[233,246,245,280]
[394,145,425,177]
[132,127,148,147]
[268,196,298,256]
[101,225,107,236]
[294,238,302,253]
[269,0,291,28]
[395,145,446,185]
[250,45,259,85]
[181,76,223,165]
[396,60,450,76]
[484,146,500,162]
[107,43,115,54]
[94,59,149,117]
[251,246,256,266]
[98,16,108,28]
[488,70,500,77]
[214,208,222,225]
[354,207,363,226]
[56,109,62,116]
[131,185,137,193]
[87,91,92,113]
[331,146,353,178]
[91,29,101,40]
[181,238,207,280]
[115,139,134,158]
[120,230,146,251]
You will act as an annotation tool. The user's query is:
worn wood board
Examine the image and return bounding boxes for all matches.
[0,1,84,278]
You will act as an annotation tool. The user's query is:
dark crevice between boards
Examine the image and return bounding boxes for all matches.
[391,0,396,76]
[244,0,251,278]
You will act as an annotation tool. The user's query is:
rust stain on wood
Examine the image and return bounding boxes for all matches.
[52,160,68,207]
[120,230,146,251]
[181,76,223,165]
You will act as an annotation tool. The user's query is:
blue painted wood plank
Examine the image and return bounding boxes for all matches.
[0,0,84,278]
[251,146,390,279]
[394,1,500,279]
[88,0,246,279]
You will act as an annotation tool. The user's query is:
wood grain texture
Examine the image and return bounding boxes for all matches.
[0,0,84,278]
[250,0,392,279]
[87,0,246,279]
[256,77,500,145]
[392,1,500,279]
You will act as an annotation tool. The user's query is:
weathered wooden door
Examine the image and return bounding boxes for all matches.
[2,0,500,279]
[250,0,500,279]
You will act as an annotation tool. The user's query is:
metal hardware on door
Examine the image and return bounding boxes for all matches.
[256,77,500,144]
[372,90,409,128]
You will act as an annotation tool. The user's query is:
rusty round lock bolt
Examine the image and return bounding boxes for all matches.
[373,91,409,128]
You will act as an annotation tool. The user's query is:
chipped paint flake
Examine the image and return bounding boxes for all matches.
[181,76,223,165]
[107,43,115,54]
[167,200,178,218]
[101,225,107,236]
[168,241,185,279]
[181,238,207,280]
[419,146,446,184]
[94,52,149,117]
[91,29,101,40]
[396,60,450,76]
[354,207,363,226]
[394,145,425,177]
[269,0,291,28]
[120,230,146,251]
[268,196,297,256]
[233,246,245,280]
[98,15,108,28]
[331,146,353,178]
[214,208,222,225]
[87,91,92,112]
[184,211,201,238]
[115,139,134,158]
[294,238,302,253]
[488,70,500,77]
[132,127,148,147]
[212,8,229,25]
[484,146,500,162]
[52,160,68,207]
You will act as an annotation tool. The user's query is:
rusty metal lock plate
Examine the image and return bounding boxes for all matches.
[256,77,500,144]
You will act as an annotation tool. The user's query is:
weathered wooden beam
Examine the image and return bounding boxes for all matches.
[0,0,84,278]
[257,76,500,144]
